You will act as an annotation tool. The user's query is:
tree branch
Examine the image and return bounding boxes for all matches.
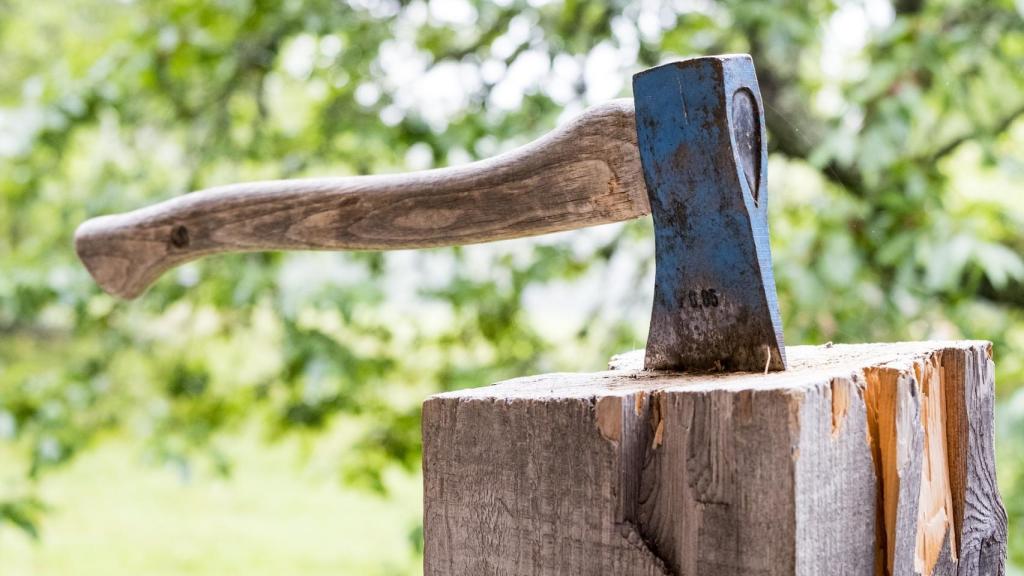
[926,103,1024,164]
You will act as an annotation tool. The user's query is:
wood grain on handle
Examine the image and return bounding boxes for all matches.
[75,99,648,299]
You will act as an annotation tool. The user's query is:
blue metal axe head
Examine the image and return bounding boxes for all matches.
[634,55,786,372]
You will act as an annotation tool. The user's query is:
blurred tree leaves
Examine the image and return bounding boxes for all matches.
[1,0,1024,562]
[0,497,46,540]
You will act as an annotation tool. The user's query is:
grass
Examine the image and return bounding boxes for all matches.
[0,431,423,576]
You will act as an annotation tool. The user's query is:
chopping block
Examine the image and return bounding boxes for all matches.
[422,342,1006,576]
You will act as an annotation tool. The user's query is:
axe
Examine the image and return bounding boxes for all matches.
[75,54,786,373]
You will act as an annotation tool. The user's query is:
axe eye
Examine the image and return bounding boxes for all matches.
[731,88,761,205]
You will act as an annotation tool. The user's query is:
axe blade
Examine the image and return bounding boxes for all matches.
[634,55,786,372]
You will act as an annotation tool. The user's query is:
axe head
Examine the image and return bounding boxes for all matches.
[634,55,786,372]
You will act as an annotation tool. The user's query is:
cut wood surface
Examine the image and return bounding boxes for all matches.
[74,99,647,299]
[422,341,1006,576]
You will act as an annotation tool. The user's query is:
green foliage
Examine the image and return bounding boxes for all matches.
[1,0,1023,565]
[0,498,46,540]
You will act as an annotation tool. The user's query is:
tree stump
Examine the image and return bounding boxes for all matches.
[422,342,1006,576]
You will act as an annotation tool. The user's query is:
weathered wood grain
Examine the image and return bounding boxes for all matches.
[75,99,647,299]
[422,341,1006,576]
[941,347,1007,575]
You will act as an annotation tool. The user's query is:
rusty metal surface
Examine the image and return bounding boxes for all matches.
[634,55,786,372]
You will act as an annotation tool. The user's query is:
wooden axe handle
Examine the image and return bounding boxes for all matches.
[75,99,648,299]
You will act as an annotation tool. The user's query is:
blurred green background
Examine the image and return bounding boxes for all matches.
[1,0,1022,573]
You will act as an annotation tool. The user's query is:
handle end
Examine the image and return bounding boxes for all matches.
[74,215,174,299]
